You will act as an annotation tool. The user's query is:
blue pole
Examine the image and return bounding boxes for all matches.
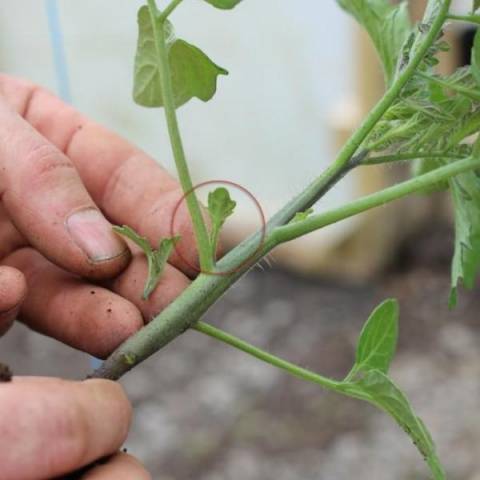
[45,0,72,104]
[45,0,102,370]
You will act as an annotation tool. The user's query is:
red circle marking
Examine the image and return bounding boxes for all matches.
[169,180,266,276]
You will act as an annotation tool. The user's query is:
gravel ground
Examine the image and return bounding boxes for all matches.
[2,225,480,480]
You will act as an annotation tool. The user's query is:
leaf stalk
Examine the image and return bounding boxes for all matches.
[272,155,480,245]
[159,0,184,20]
[147,0,214,271]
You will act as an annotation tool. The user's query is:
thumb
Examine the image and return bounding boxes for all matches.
[0,99,129,279]
[0,266,27,335]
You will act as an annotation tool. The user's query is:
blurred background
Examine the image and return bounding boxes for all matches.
[1,0,480,478]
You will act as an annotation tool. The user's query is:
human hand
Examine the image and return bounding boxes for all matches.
[0,74,203,479]
[0,74,200,358]
[0,376,150,479]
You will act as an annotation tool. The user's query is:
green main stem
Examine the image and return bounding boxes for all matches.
[90,0,452,380]
[148,0,213,272]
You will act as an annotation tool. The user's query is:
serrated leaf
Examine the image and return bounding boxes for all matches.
[336,0,411,86]
[341,370,445,480]
[203,0,243,9]
[427,77,448,104]
[354,299,399,374]
[472,29,480,88]
[208,187,236,260]
[448,168,480,307]
[290,208,314,224]
[113,225,180,299]
[133,6,228,108]
[113,224,152,253]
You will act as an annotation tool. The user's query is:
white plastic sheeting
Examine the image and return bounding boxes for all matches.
[0,0,356,253]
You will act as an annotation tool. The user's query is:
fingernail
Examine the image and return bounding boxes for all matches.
[67,208,127,262]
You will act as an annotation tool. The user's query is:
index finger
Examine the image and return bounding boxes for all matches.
[0,90,130,280]
[0,75,202,276]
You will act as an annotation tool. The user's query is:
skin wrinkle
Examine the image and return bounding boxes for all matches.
[11,249,57,328]
[4,248,58,332]
[0,218,27,260]
[62,122,87,157]
[99,154,175,218]
[98,152,180,219]
[0,80,88,185]
[19,84,38,119]
[0,267,26,333]
[17,83,86,155]
[15,144,77,192]
[99,154,142,215]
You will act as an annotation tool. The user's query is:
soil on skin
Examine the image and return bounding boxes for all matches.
[1,223,479,480]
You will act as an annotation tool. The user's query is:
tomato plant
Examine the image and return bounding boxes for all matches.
[88,1,480,478]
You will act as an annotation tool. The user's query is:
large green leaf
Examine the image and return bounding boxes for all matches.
[203,0,243,9]
[473,0,480,13]
[354,299,398,374]
[337,301,445,478]
[133,6,228,108]
[449,169,480,307]
[341,370,445,480]
[336,0,411,86]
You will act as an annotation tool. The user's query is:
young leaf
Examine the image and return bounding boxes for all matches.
[354,299,399,374]
[203,0,243,9]
[336,0,411,86]
[290,208,314,224]
[133,6,228,108]
[341,370,445,480]
[113,224,152,253]
[448,170,480,307]
[113,225,180,299]
[208,187,236,261]
[471,28,480,88]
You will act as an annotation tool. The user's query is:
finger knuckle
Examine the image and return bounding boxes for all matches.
[25,143,75,186]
